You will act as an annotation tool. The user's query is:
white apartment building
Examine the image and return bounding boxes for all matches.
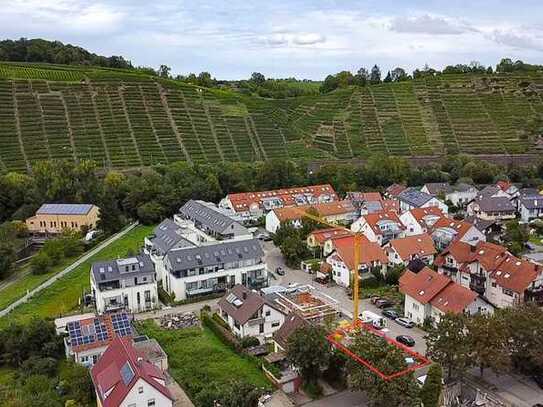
[91,255,158,314]
[163,238,268,301]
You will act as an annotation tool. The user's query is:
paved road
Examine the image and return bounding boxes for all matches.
[0,222,139,318]
[264,242,428,356]
[304,390,367,407]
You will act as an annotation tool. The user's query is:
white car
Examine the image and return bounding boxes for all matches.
[395,317,415,328]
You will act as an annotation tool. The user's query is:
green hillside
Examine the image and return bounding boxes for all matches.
[0,62,542,171]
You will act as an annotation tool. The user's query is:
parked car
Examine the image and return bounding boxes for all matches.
[257,233,272,241]
[275,267,285,276]
[396,335,415,347]
[370,296,382,304]
[395,317,415,328]
[382,309,399,320]
[375,299,394,309]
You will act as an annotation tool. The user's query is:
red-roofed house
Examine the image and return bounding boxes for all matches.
[430,216,485,250]
[91,337,174,407]
[325,235,388,287]
[399,207,443,236]
[496,180,519,198]
[385,183,407,199]
[434,240,543,308]
[306,227,352,256]
[351,211,405,245]
[386,233,437,266]
[265,201,357,233]
[220,184,338,221]
[399,267,491,325]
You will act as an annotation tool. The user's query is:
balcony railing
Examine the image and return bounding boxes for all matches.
[525,286,543,304]
[469,275,486,295]
[247,317,265,326]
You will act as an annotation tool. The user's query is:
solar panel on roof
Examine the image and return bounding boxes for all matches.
[37,203,93,215]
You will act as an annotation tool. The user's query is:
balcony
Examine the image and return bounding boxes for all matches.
[441,264,458,277]
[525,286,543,305]
[247,317,265,326]
[248,275,268,290]
[186,283,233,297]
[469,275,486,295]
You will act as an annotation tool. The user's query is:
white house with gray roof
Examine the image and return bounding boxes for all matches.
[91,254,158,314]
[179,200,250,240]
[398,188,448,214]
[144,219,197,283]
[163,238,268,301]
[520,194,543,223]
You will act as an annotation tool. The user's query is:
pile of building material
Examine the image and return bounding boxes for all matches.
[159,312,200,330]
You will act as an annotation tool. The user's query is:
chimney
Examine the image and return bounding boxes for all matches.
[137,356,143,366]
[242,292,247,300]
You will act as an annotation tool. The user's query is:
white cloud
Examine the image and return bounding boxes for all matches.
[292,33,326,45]
[488,29,543,51]
[388,14,474,35]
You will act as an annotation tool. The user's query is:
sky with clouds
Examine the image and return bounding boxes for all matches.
[2,0,543,80]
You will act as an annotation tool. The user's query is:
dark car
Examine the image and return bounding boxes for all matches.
[382,309,399,320]
[275,267,285,276]
[375,299,394,309]
[396,335,415,347]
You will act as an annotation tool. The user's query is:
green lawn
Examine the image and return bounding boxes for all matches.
[0,255,84,311]
[137,321,270,404]
[0,225,154,327]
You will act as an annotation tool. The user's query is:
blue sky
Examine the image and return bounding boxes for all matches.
[2,0,543,79]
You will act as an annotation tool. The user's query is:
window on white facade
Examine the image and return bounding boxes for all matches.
[272,322,280,328]
[138,386,144,394]
[148,399,156,407]
[412,303,419,311]
[265,310,271,317]
[502,288,514,297]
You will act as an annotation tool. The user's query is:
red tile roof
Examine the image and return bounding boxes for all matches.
[429,282,477,314]
[491,256,541,293]
[227,184,338,212]
[273,200,355,222]
[409,207,443,223]
[347,191,383,202]
[400,267,477,314]
[399,267,450,304]
[309,227,352,245]
[381,199,400,212]
[389,233,436,261]
[434,240,507,269]
[431,216,474,241]
[362,211,404,236]
[386,184,407,197]
[91,337,173,407]
[331,235,388,269]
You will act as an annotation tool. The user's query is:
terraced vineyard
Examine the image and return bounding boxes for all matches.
[0,62,542,171]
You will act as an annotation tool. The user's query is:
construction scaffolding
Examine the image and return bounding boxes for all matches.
[272,284,340,321]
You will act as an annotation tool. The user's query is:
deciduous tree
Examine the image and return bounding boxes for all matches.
[286,324,330,384]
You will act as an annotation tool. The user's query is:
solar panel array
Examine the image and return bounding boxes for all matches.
[111,313,132,337]
[67,317,109,346]
[37,203,93,215]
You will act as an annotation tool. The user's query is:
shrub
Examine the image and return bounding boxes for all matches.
[201,312,242,352]
[30,252,52,275]
[20,356,58,377]
[240,336,260,349]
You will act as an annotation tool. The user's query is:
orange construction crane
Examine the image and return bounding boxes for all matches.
[292,209,362,324]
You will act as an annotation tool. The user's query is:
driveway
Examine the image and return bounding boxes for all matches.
[264,242,428,356]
